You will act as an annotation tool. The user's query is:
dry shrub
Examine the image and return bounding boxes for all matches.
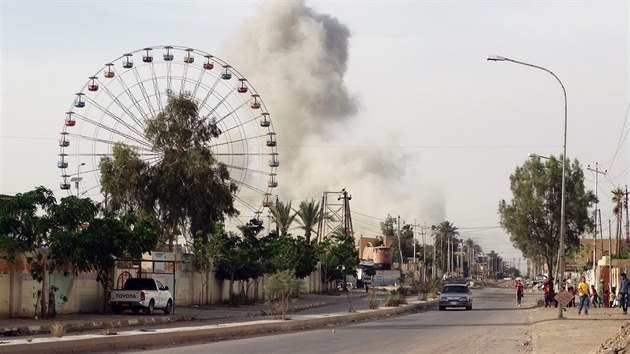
[50,322,65,338]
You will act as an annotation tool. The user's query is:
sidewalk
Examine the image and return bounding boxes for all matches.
[0,292,346,337]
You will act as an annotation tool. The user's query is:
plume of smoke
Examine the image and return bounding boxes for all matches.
[225,0,445,230]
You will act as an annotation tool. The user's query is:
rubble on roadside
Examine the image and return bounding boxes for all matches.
[594,322,630,354]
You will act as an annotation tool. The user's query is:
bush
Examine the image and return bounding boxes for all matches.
[50,322,65,338]
[384,294,405,307]
[264,270,304,320]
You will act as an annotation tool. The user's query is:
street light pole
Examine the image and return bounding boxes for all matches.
[488,55,568,319]
[70,162,86,198]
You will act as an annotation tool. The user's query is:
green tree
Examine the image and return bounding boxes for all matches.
[209,224,249,305]
[317,231,359,286]
[266,234,317,279]
[269,200,296,237]
[498,155,595,281]
[0,188,98,318]
[100,93,238,250]
[0,187,57,318]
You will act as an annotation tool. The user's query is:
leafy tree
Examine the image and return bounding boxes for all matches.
[266,234,317,279]
[207,224,258,305]
[269,200,296,236]
[0,187,58,318]
[0,188,99,318]
[317,231,359,286]
[380,214,396,240]
[566,243,592,272]
[498,155,595,281]
[100,93,238,250]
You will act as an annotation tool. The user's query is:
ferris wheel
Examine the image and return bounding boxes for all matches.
[57,45,279,225]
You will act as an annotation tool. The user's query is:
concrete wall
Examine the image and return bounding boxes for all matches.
[0,252,332,318]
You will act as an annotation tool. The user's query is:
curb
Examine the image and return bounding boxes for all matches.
[1,300,437,354]
[1,300,339,337]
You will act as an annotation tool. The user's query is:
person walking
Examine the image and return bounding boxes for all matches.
[598,279,605,307]
[515,279,524,307]
[543,279,553,308]
[619,272,629,315]
[591,284,599,308]
[577,276,590,315]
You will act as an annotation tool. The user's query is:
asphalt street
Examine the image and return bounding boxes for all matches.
[119,287,531,354]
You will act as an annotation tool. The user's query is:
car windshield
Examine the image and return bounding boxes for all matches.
[442,286,468,293]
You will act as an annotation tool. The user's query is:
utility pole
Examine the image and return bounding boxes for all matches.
[413,219,417,264]
[588,163,606,268]
[396,215,403,279]
[422,223,427,282]
[431,225,436,279]
[625,185,629,245]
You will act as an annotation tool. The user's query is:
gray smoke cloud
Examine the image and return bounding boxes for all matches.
[225,1,445,231]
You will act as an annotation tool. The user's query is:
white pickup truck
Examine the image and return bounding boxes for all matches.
[108,278,173,315]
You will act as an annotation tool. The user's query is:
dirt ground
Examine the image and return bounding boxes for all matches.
[529,298,630,354]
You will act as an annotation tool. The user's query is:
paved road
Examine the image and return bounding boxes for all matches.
[120,287,532,354]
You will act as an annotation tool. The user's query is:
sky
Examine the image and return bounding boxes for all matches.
[1,0,629,269]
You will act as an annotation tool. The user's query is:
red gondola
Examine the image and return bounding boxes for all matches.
[65,112,76,127]
[251,94,261,109]
[143,48,153,63]
[203,55,214,70]
[237,78,248,93]
[262,193,273,207]
[87,76,98,91]
[266,132,277,147]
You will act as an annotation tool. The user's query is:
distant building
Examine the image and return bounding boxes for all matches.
[358,235,392,270]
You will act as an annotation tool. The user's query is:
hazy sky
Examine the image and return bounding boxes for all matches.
[1,1,628,265]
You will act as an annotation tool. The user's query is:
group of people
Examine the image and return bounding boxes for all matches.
[513,272,630,316]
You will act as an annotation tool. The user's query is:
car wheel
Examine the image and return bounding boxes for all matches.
[144,300,155,315]
[439,306,445,311]
[466,305,472,311]
[163,300,172,315]
[111,305,122,315]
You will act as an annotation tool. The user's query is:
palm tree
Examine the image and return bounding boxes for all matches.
[464,238,476,276]
[434,221,459,275]
[270,200,297,237]
[612,188,624,255]
[295,199,326,243]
